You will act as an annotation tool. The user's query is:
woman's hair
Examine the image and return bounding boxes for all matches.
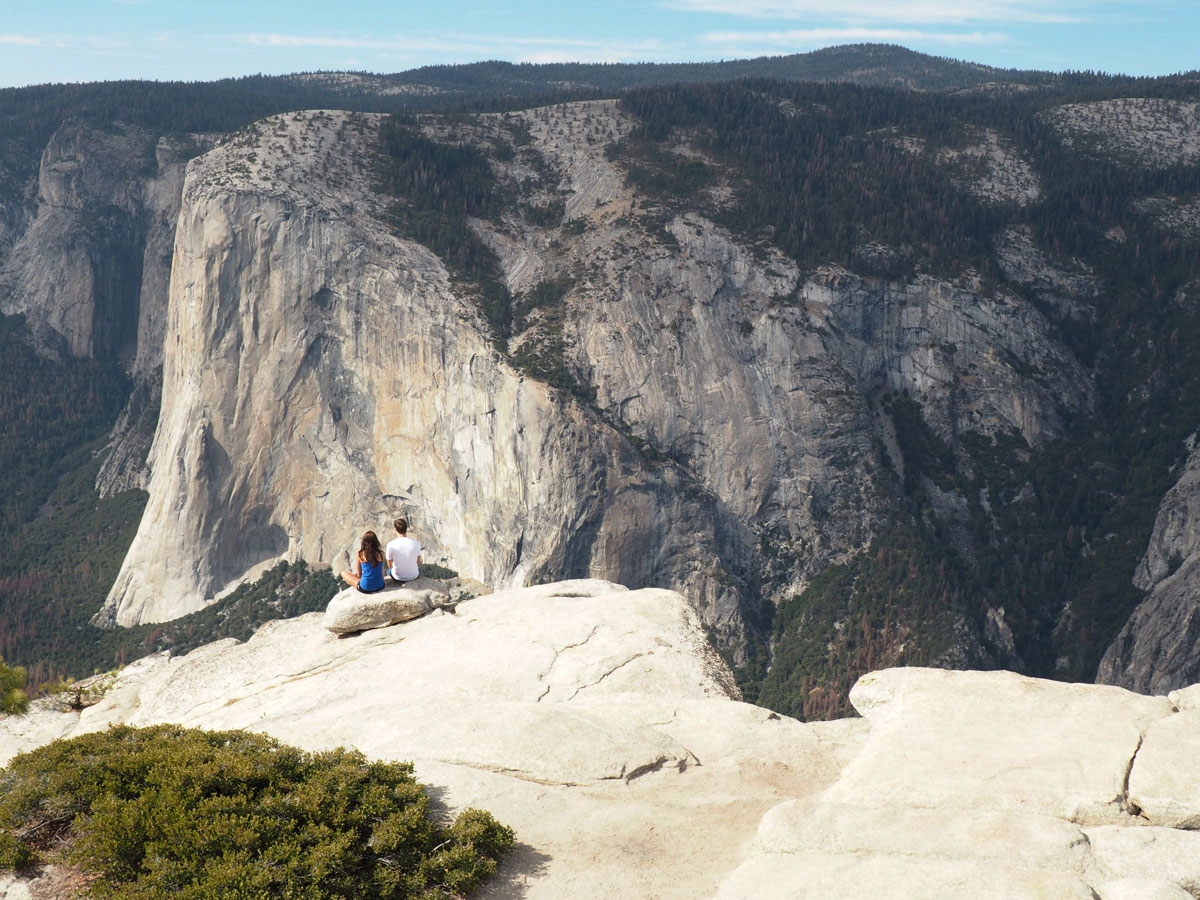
[359,530,384,564]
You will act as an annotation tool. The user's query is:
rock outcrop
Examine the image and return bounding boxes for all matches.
[1099,439,1200,693]
[1040,99,1200,170]
[4,581,1200,899]
[2,581,863,898]
[322,576,450,634]
[719,666,1200,900]
[0,120,211,498]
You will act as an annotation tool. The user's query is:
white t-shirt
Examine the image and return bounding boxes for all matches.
[385,535,421,581]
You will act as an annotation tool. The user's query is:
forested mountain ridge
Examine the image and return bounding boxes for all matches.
[2,47,1200,717]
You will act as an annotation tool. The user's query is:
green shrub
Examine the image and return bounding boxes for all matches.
[0,725,514,899]
[0,658,27,715]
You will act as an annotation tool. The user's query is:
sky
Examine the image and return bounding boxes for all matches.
[0,0,1197,89]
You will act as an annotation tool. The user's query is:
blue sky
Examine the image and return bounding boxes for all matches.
[0,1,1196,88]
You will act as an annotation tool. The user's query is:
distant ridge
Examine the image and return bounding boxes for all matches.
[1,42,1186,159]
[360,43,1057,95]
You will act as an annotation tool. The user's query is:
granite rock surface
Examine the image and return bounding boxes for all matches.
[4,581,1200,899]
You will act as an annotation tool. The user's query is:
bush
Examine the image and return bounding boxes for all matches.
[0,725,514,898]
[0,658,27,715]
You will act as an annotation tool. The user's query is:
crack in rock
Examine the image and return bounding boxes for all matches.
[535,625,601,702]
[1119,732,1147,817]
[565,652,649,702]
[620,756,669,782]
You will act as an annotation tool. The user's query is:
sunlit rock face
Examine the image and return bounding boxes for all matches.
[93,102,1089,654]
[95,110,759,634]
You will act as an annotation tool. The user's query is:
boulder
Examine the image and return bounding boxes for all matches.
[752,800,1093,873]
[1169,682,1200,710]
[715,798,1099,900]
[825,667,1173,823]
[1085,826,1200,894]
[322,576,449,634]
[1127,707,1200,828]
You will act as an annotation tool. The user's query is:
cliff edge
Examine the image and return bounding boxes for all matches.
[4,580,1200,899]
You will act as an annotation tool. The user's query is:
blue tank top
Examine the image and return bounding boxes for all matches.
[358,559,385,592]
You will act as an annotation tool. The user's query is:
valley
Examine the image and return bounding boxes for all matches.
[1,47,1199,718]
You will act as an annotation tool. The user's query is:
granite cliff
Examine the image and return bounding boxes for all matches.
[0,119,212,497]
[87,102,1091,667]
[3,70,1200,707]
[1099,437,1200,694]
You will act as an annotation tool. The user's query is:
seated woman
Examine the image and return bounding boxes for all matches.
[340,531,387,593]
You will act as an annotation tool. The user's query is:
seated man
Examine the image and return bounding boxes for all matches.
[385,516,422,583]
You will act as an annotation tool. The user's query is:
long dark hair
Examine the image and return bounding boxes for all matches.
[359,530,384,565]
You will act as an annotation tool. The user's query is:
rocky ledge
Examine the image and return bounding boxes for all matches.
[2,580,1199,899]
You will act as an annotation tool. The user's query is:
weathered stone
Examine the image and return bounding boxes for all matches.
[1169,683,1200,711]
[90,101,1093,673]
[0,699,78,768]
[1127,708,1200,828]
[0,875,30,900]
[1085,826,1200,893]
[5,584,1200,900]
[826,667,1173,823]
[321,577,448,634]
[753,800,1093,873]
[995,225,1099,319]
[95,109,765,640]
[1040,99,1200,170]
[716,853,1098,900]
[719,797,1102,899]
[46,582,857,898]
[1094,878,1195,900]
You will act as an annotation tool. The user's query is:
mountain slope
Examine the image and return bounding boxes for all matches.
[3,56,1200,713]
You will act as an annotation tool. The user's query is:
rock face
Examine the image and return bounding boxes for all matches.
[1,581,864,898]
[94,109,762,634]
[1040,99,1200,170]
[0,123,202,364]
[322,576,450,634]
[0,120,210,499]
[95,100,1093,653]
[824,667,1171,823]
[1099,439,1200,693]
[3,581,1199,900]
[896,127,1042,206]
[0,121,150,360]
